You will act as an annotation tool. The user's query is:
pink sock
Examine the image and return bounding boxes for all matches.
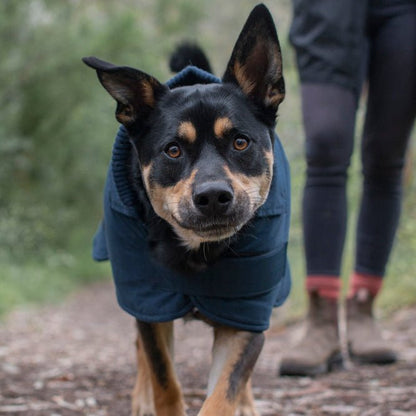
[348,272,383,298]
[306,275,341,300]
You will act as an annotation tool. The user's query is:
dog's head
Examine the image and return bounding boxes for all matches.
[84,4,284,250]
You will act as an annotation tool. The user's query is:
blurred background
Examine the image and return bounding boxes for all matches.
[1,0,415,320]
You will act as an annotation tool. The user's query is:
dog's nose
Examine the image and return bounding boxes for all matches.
[193,181,234,216]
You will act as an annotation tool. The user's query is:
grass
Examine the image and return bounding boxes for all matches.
[0,227,111,318]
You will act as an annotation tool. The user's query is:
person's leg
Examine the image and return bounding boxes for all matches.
[280,0,367,376]
[302,84,357,292]
[279,83,357,376]
[347,7,416,364]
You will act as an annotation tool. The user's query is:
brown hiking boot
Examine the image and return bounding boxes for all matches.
[279,292,343,376]
[346,288,397,364]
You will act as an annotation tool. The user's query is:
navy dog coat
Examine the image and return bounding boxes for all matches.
[92,66,291,332]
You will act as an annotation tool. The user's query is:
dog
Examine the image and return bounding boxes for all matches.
[84,4,289,416]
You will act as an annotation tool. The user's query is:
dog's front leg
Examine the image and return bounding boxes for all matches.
[198,327,264,416]
[132,330,156,416]
[132,321,185,416]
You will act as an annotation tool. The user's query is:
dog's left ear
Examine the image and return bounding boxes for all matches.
[82,57,168,126]
[223,4,285,115]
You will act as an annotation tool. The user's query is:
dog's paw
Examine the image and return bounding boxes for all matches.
[236,405,260,416]
[132,401,186,416]
[131,399,156,416]
[157,402,187,416]
[131,407,155,416]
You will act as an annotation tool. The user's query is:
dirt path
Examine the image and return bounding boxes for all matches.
[1,282,415,416]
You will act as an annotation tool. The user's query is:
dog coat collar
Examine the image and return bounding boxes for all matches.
[167,65,221,88]
[92,66,291,332]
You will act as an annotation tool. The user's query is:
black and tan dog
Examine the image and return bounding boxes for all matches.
[84,4,287,416]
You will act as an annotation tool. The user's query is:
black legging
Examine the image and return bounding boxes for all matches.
[302,9,416,277]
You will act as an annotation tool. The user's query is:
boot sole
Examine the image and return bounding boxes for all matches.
[349,349,397,365]
[279,352,344,377]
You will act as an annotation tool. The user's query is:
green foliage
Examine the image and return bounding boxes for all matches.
[0,235,111,316]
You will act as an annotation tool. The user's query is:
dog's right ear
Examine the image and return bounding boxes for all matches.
[223,4,285,116]
[82,57,168,126]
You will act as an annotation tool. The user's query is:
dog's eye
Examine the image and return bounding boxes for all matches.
[233,137,250,151]
[165,143,182,159]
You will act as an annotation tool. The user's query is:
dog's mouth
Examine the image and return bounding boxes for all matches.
[194,223,240,238]
[172,214,246,240]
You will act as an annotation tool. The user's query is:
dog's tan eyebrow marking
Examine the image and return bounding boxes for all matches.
[177,121,197,143]
[214,117,233,138]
